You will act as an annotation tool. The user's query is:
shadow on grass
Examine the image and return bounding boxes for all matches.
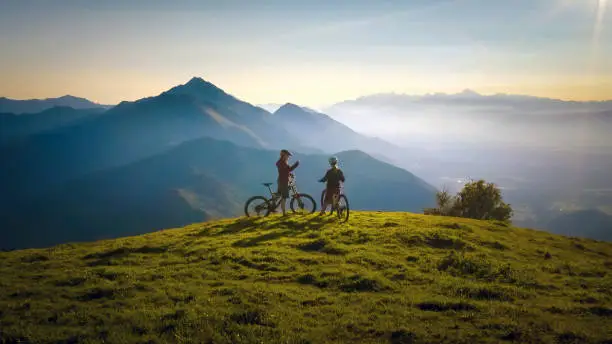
[230,309,276,327]
[297,238,347,255]
[416,301,478,312]
[390,329,417,344]
[82,245,171,266]
[211,214,336,237]
[77,288,116,301]
[232,231,289,247]
[297,272,390,292]
[21,253,49,263]
[214,217,261,236]
[228,215,335,247]
[84,245,169,260]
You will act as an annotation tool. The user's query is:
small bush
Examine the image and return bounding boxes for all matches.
[424,180,513,222]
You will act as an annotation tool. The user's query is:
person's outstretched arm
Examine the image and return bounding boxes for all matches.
[290,160,300,171]
[319,169,329,183]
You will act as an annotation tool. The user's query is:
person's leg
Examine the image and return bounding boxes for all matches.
[280,197,287,215]
[333,189,340,209]
[320,187,332,214]
[279,184,289,216]
[319,200,328,215]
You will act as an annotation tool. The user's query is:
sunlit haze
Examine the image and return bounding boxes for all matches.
[1,0,610,107]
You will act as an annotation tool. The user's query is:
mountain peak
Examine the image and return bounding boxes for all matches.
[277,102,330,116]
[273,103,309,115]
[186,76,205,84]
[277,102,302,111]
[179,77,227,93]
[184,76,216,88]
[164,77,230,100]
[54,95,92,102]
[458,89,480,96]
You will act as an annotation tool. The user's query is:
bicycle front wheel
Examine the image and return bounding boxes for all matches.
[244,196,271,217]
[290,193,316,215]
[336,195,350,222]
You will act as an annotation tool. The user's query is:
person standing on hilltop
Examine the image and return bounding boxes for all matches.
[319,156,345,215]
[276,149,300,216]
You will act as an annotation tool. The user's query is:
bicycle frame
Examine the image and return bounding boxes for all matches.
[264,175,301,209]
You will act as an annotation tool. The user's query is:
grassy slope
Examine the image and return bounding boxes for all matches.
[1,212,611,344]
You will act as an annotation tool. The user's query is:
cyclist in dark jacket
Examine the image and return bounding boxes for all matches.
[276,149,299,216]
[319,156,345,215]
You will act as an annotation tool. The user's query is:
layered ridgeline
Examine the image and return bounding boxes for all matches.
[1,212,611,343]
[0,78,314,204]
[0,77,406,204]
[0,106,106,143]
[0,95,110,114]
[1,137,436,250]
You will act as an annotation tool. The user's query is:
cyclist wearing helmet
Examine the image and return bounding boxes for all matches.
[318,156,345,215]
[276,149,300,216]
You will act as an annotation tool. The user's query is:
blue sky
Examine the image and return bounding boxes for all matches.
[0,0,610,105]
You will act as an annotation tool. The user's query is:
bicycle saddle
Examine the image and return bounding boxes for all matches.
[262,183,273,187]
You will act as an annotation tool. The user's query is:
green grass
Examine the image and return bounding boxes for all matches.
[1,211,612,344]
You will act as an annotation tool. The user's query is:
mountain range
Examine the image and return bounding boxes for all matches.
[327,90,612,112]
[0,95,111,114]
[0,78,318,203]
[2,79,611,248]
[0,77,436,250]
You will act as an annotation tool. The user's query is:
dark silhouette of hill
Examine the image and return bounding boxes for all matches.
[0,95,110,114]
[547,209,612,241]
[0,106,105,143]
[0,137,436,250]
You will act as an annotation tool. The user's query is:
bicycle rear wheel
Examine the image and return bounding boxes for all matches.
[290,193,316,214]
[244,196,271,217]
[336,195,350,222]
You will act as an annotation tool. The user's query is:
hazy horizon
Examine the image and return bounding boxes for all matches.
[3,78,612,109]
[1,0,611,108]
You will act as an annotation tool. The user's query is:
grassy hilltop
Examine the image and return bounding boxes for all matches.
[1,212,612,344]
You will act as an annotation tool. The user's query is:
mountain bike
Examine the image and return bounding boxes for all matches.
[320,182,349,222]
[244,174,316,217]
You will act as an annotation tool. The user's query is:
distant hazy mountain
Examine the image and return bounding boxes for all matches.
[257,103,283,113]
[0,106,105,143]
[323,90,612,148]
[1,136,436,249]
[0,95,111,114]
[273,103,420,167]
[328,90,612,112]
[546,209,612,241]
